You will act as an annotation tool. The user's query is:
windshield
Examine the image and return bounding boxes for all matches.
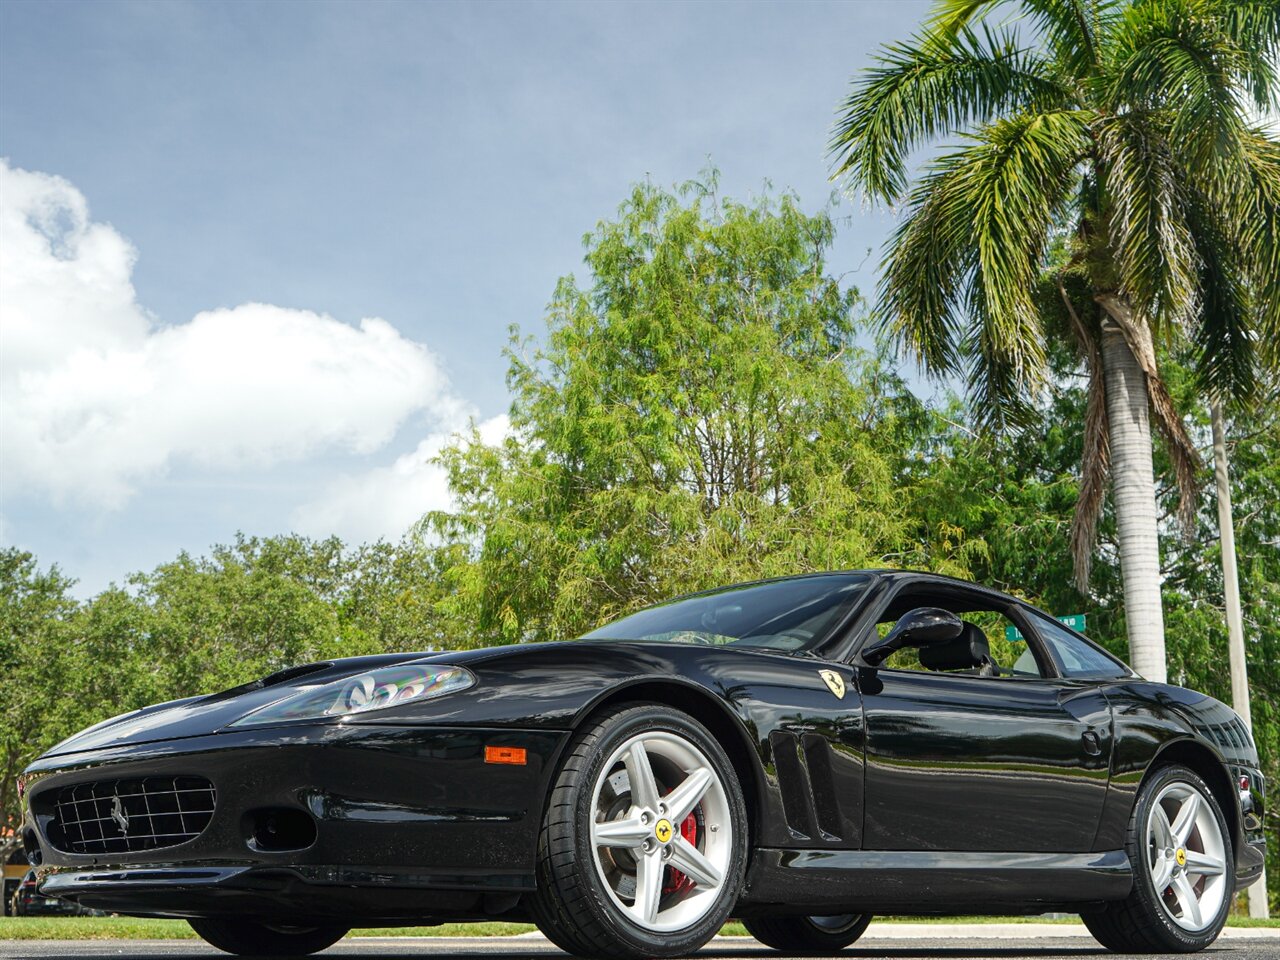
[580,575,871,653]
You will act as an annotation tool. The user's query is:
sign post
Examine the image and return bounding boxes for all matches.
[1005,614,1086,643]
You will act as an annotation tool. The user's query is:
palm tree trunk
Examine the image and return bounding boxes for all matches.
[1099,311,1168,683]
[1210,399,1269,917]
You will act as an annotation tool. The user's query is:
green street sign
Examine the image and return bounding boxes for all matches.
[1005,613,1086,643]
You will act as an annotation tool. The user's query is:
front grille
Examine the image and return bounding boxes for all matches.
[47,776,216,855]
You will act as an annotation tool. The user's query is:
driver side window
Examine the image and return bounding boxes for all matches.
[875,602,1046,679]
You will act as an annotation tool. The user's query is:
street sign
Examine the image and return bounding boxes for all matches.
[1005,613,1086,643]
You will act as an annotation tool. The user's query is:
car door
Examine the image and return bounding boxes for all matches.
[854,581,1113,853]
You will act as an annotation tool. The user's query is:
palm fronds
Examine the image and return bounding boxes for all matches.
[834,0,1280,590]
[1095,111,1199,328]
[879,111,1091,422]
[831,24,1067,203]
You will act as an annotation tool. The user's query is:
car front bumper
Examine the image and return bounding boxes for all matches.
[22,722,567,923]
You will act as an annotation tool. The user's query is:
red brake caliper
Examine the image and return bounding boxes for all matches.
[662,812,699,894]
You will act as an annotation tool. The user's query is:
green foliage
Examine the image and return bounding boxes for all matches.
[0,550,79,841]
[832,0,1280,414]
[424,178,964,644]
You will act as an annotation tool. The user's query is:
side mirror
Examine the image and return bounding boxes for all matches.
[861,607,964,667]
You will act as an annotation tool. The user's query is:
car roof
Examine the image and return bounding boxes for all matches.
[675,568,1021,601]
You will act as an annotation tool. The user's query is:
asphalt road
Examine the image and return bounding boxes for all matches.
[3,937,1278,960]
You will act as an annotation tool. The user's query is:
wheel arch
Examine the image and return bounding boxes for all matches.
[569,679,766,848]
[1145,738,1240,854]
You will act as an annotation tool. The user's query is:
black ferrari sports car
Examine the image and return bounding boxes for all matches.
[19,571,1266,958]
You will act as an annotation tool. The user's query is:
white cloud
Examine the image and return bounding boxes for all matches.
[0,159,457,511]
[292,413,510,544]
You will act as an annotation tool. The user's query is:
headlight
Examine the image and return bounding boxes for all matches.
[230,664,475,727]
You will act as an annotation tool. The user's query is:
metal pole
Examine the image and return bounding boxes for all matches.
[1211,397,1269,918]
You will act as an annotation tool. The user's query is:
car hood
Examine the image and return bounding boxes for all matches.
[40,651,457,758]
[36,638,777,760]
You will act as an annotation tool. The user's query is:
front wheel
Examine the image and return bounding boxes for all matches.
[1082,764,1233,953]
[529,703,748,959]
[187,918,348,956]
[743,914,873,954]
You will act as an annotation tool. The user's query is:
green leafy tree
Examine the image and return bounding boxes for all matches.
[0,550,79,846]
[830,0,1280,682]
[95,534,451,699]
[426,177,973,645]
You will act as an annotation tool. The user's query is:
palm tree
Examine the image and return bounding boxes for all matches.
[831,0,1280,682]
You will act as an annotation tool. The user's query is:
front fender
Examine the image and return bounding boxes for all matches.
[1095,682,1259,864]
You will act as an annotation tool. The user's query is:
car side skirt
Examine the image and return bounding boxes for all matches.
[738,848,1132,914]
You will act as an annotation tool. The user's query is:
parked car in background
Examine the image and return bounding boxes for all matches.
[10,869,81,917]
[2,847,29,916]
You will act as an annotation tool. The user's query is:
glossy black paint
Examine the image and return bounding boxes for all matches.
[862,606,963,665]
[857,668,1113,852]
[741,849,1133,915]
[20,570,1267,924]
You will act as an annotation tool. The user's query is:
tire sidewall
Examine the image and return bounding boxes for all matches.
[1129,764,1234,949]
[745,913,873,953]
[570,705,748,956]
[801,913,874,946]
[188,918,348,956]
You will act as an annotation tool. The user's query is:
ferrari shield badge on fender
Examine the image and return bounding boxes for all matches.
[818,669,845,699]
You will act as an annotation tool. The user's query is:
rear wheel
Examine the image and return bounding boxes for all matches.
[743,914,873,954]
[529,703,747,959]
[187,918,348,956]
[1082,764,1232,953]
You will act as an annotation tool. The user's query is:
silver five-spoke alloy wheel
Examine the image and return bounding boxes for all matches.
[1146,781,1227,931]
[589,731,733,933]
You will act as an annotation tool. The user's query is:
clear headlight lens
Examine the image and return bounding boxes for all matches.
[230,664,475,727]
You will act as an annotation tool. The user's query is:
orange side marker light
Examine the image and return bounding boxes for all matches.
[485,745,527,765]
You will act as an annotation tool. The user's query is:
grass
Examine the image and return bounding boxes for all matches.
[0,918,538,940]
[1228,916,1280,928]
[1,913,1275,940]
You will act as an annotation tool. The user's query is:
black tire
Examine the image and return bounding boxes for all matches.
[187,918,348,956]
[1081,764,1233,953]
[743,914,873,954]
[529,703,748,959]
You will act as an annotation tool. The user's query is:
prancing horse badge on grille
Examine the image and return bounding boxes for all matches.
[110,795,130,834]
[818,669,846,699]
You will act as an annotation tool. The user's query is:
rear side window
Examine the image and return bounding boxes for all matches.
[1031,613,1131,679]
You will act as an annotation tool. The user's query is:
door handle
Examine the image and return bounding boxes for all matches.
[1082,730,1102,756]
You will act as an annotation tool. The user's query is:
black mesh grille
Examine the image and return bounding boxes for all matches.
[47,776,216,854]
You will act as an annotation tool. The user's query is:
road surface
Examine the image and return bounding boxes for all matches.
[3,931,1278,960]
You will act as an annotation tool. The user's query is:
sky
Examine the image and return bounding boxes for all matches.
[0,0,932,595]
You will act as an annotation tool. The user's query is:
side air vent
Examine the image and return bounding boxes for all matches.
[801,734,846,841]
[769,730,858,844]
[769,731,816,840]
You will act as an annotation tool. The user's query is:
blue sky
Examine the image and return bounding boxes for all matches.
[0,0,931,594]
